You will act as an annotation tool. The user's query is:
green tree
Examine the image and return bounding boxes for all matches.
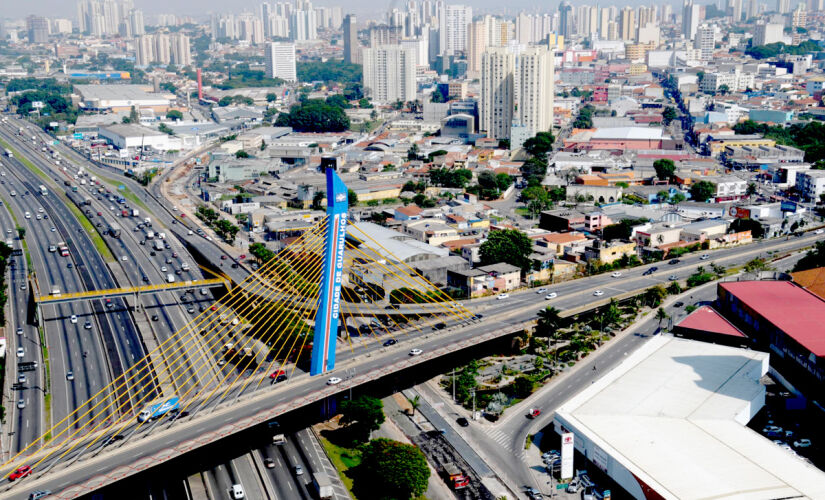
[166,109,183,121]
[644,285,667,307]
[235,150,250,158]
[690,181,716,202]
[129,105,139,124]
[655,307,670,327]
[260,139,266,151]
[360,439,430,499]
[348,189,359,206]
[406,395,421,417]
[523,132,555,157]
[662,106,677,126]
[340,395,385,443]
[274,99,350,132]
[158,123,175,135]
[512,376,534,398]
[16,226,25,240]
[495,173,512,191]
[794,241,825,272]
[266,92,277,102]
[667,281,682,295]
[479,229,533,272]
[536,306,562,336]
[312,190,325,210]
[325,94,352,109]
[653,159,676,182]
[744,257,771,273]
[248,242,275,264]
[746,183,757,196]
[407,143,420,161]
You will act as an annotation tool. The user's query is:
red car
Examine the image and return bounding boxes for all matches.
[269,369,286,379]
[528,409,541,419]
[239,254,246,260]
[9,465,32,481]
[220,255,227,260]
[210,306,218,311]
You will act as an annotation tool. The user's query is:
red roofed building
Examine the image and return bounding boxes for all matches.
[717,280,825,396]
[674,305,748,348]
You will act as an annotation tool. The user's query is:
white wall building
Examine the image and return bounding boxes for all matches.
[753,22,783,46]
[265,42,297,82]
[439,4,472,55]
[796,170,825,202]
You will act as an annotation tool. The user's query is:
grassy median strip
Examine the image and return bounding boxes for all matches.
[319,436,360,497]
[63,199,114,262]
[95,172,149,212]
[0,193,34,271]
[0,138,50,184]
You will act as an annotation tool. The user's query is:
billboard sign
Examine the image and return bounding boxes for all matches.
[310,168,349,376]
[561,432,575,479]
[780,201,797,212]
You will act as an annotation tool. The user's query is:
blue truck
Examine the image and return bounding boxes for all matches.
[137,396,180,423]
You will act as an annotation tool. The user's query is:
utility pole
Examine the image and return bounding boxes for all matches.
[471,389,476,420]
[452,368,455,403]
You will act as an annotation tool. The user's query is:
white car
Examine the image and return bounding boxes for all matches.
[66,371,74,381]
[70,314,78,324]
[545,292,558,300]
[409,348,423,356]
[536,288,547,294]
[816,229,824,235]
[327,376,342,385]
[593,290,604,296]
[50,227,56,232]
[611,271,622,278]
[16,347,23,358]
[231,484,245,499]
[793,439,812,448]
[121,255,128,261]
[160,266,168,272]
[700,254,710,260]
[497,293,509,300]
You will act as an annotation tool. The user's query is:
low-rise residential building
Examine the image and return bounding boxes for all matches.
[796,170,825,202]
[404,219,460,246]
[447,262,521,297]
[680,219,729,242]
[635,223,684,248]
[583,240,637,264]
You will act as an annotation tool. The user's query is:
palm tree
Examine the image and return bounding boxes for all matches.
[656,307,670,327]
[536,306,562,337]
[406,395,421,417]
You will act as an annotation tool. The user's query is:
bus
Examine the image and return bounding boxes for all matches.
[108,222,121,238]
[38,185,48,196]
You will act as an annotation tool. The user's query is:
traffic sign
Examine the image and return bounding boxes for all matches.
[73,133,83,140]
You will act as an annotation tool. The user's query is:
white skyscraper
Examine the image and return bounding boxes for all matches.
[467,20,488,76]
[290,0,317,41]
[753,22,784,45]
[362,45,416,103]
[261,1,272,38]
[265,42,297,81]
[438,4,471,55]
[129,9,144,36]
[480,45,554,145]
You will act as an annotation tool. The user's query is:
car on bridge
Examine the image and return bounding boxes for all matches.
[9,465,33,482]
[593,290,604,296]
[528,408,541,419]
[409,348,423,356]
[269,369,286,380]
[327,377,342,385]
[382,339,397,346]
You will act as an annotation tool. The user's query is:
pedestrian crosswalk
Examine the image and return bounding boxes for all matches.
[481,427,516,453]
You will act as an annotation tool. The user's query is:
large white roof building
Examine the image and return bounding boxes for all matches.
[553,336,825,499]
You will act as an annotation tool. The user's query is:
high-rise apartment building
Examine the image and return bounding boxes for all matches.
[438,4,471,55]
[682,0,701,40]
[598,8,610,39]
[792,4,807,28]
[261,2,272,38]
[265,42,297,81]
[480,45,553,145]
[154,33,170,64]
[362,45,416,103]
[778,0,791,13]
[135,34,155,66]
[26,16,49,43]
[343,14,360,64]
[290,0,317,41]
[619,7,636,41]
[467,20,487,76]
[170,33,191,66]
[558,2,574,38]
[695,23,715,61]
[730,0,743,21]
[129,9,144,36]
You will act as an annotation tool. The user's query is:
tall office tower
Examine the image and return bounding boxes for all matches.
[343,14,360,64]
[439,4,472,55]
[513,46,554,148]
[777,0,790,13]
[792,4,807,27]
[695,23,715,60]
[467,20,487,76]
[730,0,743,21]
[77,0,89,32]
[170,33,191,65]
[619,7,636,41]
[682,0,701,39]
[330,7,343,29]
[558,1,574,38]
[362,45,416,103]
[598,8,610,39]
[480,47,515,140]
[261,1,272,38]
[265,42,297,81]
[26,16,49,43]
[290,4,317,41]
[135,34,155,66]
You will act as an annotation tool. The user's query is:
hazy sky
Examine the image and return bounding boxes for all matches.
[8,0,680,21]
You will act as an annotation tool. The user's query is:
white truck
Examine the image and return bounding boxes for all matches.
[312,473,334,500]
[146,231,155,240]
[166,274,175,283]
[154,240,164,251]
[132,209,139,217]
[144,217,151,226]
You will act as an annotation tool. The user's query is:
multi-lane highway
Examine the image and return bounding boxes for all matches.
[2,222,821,498]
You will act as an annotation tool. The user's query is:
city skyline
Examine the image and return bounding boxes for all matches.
[4,0,790,22]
